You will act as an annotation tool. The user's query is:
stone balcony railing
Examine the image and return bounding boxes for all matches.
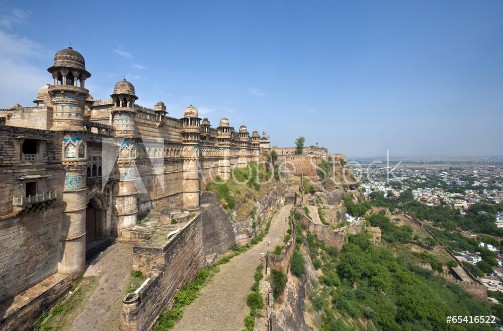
[22,153,38,162]
[13,191,57,208]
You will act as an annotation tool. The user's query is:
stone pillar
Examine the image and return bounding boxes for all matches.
[59,161,87,276]
[182,147,200,210]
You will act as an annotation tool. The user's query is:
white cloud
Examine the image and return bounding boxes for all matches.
[0,30,48,107]
[248,87,266,97]
[0,8,30,29]
[114,48,133,58]
[132,64,146,70]
[198,107,215,115]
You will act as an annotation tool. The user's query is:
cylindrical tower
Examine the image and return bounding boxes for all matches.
[217,118,232,180]
[181,105,201,210]
[251,130,261,163]
[238,125,250,168]
[111,79,140,231]
[47,46,90,277]
[47,46,91,132]
[59,134,87,276]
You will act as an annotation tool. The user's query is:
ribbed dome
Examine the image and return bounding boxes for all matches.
[239,125,248,133]
[184,105,198,118]
[113,79,136,96]
[219,117,230,127]
[37,84,50,99]
[53,46,86,70]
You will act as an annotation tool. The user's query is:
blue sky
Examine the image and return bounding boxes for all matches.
[0,0,502,158]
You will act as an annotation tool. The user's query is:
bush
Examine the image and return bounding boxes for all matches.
[244,315,255,330]
[290,250,306,277]
[271,270,287,299]
[247,291,264,311]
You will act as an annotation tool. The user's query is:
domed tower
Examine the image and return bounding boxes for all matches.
[110,79,140,231]
[217,118,232,180]
[111,79,138,138]
[47,46,91,277]
[180,105,201,145]
[217,117,231,148]
[154,101,167,121]
[251,130,261,162]
[200,118,211,144]
[238,125,250,167]
[47,46,91,131]
[180,105,201,210]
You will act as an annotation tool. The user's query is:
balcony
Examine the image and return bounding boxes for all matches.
[13,191,57,212]
[22,153,37,162]
[13,191,57,207]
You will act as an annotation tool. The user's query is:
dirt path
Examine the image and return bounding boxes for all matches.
[70,243,133,331]
[173,204,293,331]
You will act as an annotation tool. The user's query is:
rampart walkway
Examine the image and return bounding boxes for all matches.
[173,204,293,331]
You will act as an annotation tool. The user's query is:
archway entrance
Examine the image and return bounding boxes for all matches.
[85,198,108,257]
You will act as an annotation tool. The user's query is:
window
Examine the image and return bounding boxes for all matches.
[78,143,85,158]
[92,164,97,177]
[26,182,36,197]
[87,167,91,177]
[22,139,38,154]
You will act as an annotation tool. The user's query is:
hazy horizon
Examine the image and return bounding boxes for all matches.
[1,1,502,157]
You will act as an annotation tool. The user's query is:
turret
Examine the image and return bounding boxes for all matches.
[180,105,201,145]
[154,101,166,121]
[111,79,138,138]
[47,46,91,131]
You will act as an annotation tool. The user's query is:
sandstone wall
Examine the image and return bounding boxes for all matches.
[300,213,365,251]
[0,274,71,331]
[279,155,320,177]
[0,205,64,304]
[269,217,296,274]
[121,213,205,331]
[200,192,236,259]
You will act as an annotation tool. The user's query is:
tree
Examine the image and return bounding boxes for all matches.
[295,136,305,154]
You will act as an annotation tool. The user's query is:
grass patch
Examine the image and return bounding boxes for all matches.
[35,276,99,330]
[127,270,147,293]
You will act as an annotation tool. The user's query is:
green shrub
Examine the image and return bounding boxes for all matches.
[247,291,264,311]
[244,315,255,331]
[290,250,306,277]
[273,245,282,254]
[271,270,287,299]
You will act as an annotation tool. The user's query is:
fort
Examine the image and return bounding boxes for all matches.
[0,46,272,329]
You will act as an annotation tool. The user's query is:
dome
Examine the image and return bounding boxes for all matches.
[53,46,86,70]
[219,117,230,127]
[239,125,248,133]
[37,84,50,99]
[184,105,198,118]
[154,101,166,112]
[202,118,210,125]
[252,130,260,137]
[113,79,136,96]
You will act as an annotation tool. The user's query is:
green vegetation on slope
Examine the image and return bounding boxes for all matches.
[307,232,494,330]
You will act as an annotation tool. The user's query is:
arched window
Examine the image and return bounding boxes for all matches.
[78,143,85,158]
[87,167,91,177]
[57,74,63,85]
[98,166,102,176]
[92,164,97,177]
